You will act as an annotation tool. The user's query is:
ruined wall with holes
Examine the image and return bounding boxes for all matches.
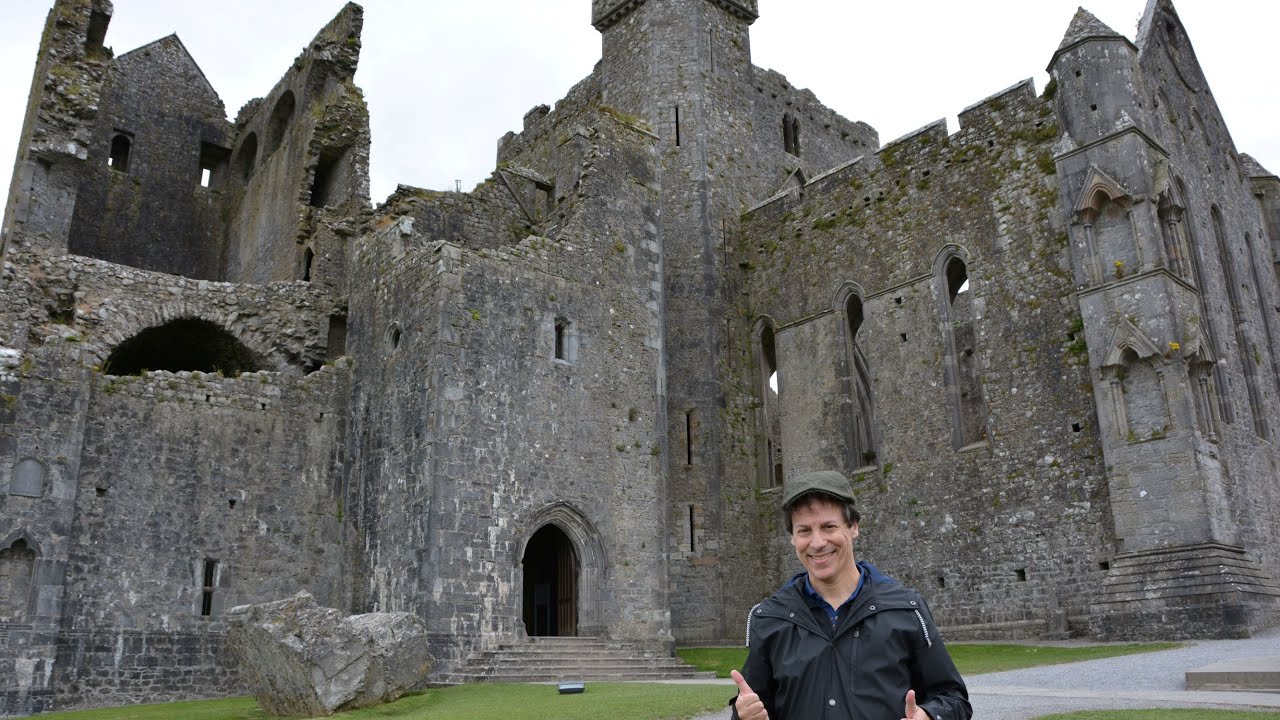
[730,80,1114,637]
[0,243,353,711]
[220,3,369,289]
[65,36,232,279]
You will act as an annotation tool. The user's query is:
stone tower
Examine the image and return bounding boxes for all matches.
[591,0,876,641]
[596,0,761,642]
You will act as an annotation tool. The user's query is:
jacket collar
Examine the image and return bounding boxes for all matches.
[764,561,908,637]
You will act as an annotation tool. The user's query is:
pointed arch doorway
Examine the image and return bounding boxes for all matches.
[522,524,578,636]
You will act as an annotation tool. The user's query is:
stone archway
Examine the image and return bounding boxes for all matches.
[520,503,607,638]
[522,525,578,636]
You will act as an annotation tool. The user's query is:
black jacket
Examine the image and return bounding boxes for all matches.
[731,561,971,720]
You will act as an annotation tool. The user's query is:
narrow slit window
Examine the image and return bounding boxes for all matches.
[685,409,696,465]
[688,504,697,552]
[302,247,314,282]
[553,317,575,363]
[200,559,219,616]
[674,106,681,147]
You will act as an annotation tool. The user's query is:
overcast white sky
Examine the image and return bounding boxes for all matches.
[1,1,1277,206]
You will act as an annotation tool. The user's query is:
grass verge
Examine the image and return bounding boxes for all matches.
[38,683,731,720]
[677,642,1184,678]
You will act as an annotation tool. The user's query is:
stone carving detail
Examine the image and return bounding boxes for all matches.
[226,592,432,717]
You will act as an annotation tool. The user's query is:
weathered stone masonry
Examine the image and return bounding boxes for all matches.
[1,0,1278,715]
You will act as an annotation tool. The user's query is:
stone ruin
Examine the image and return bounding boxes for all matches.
[226,592,431,717]
[1,0,1279,715]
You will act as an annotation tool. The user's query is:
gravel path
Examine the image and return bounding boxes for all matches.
[687,627,1280,720]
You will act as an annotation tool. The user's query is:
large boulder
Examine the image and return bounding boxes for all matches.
[226,592,433,717]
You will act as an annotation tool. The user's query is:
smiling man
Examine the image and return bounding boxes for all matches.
[730,470,971,720]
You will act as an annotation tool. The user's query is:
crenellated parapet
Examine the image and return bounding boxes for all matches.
[593,0,756,31]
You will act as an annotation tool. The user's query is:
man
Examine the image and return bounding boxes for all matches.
[730,470,971,720]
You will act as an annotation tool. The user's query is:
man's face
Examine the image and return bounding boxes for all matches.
[790,497,859,587]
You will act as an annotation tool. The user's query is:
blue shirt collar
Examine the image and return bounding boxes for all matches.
[802,563,866,619]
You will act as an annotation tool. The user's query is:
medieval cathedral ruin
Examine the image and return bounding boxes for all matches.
[2,0,1278,714]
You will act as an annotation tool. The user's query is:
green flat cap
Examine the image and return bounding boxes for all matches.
[781,470,856,508]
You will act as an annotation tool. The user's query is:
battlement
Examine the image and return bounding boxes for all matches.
[592,0,757,30]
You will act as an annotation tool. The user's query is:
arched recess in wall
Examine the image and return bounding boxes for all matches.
[1182,323,1220,442]
[1177,177,1233,424]
[1212,205,1267,437]
[1244,230,1280,398]
[265,90,296,158]
[1101,322,1169,443]
[1156,187,1193,281]
[1073,167,1137,283]
[934,247,987,449]
[752,317,783,487]
[9,458,45,498]
[234,132,258,181]
[0,531,40,624]
[520,503,608,638]
[836,284,877,468]
[104,317,264,377]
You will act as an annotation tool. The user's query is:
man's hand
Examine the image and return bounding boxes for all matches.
[731,669,769,720]
[903,689,930,720]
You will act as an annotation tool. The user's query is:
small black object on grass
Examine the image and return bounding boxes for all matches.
[557,682,585,694]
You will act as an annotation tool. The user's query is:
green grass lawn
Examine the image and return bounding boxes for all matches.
[37,683,731,720]
[1039,707,1280,712]
[677,642,1184,678]
[34,643,1206,720]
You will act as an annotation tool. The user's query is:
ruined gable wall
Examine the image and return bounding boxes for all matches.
[1131,6,1280,577]
[731,83,1112,635]
[221,4,368,289]
[66,37,232,280]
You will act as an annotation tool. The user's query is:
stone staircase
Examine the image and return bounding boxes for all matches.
[441,636,718,684]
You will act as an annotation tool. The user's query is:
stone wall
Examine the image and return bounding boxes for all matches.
[732,81,1113,635]
[0,246,353,713]
[221,3,369,288]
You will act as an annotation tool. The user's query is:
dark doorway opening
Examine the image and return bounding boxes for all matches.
[522,525,578,637]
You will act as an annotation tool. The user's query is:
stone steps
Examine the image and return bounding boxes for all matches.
[1185,657,1280,691]
[441,637,716,684]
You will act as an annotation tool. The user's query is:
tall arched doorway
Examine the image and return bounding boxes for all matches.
[522,525,578,637]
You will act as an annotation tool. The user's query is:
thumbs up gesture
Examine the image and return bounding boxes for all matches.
[731,669,770,720]
[903,689,930,720]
